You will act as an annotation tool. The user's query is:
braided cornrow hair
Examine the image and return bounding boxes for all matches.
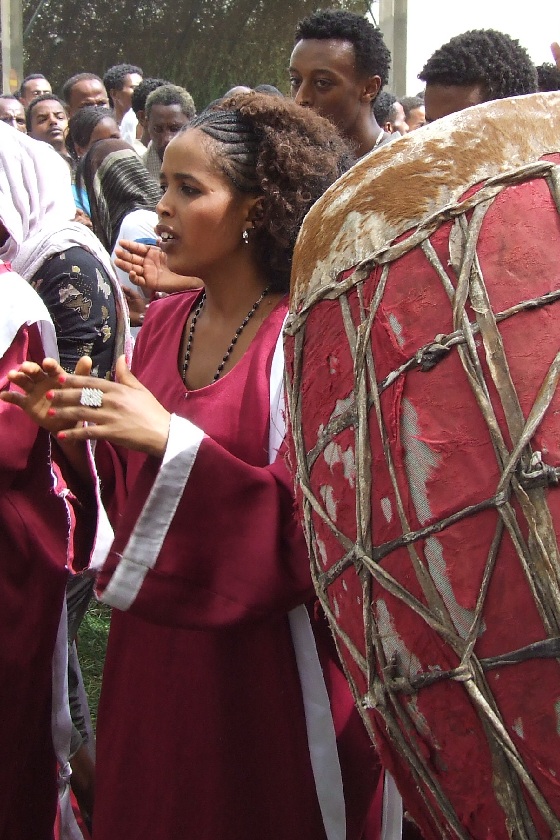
[188,93,353,291]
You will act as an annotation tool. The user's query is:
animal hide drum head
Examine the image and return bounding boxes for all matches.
[285,92,560,840]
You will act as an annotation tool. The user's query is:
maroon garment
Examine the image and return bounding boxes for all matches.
[92,292,381,840]
[0,324,71,840]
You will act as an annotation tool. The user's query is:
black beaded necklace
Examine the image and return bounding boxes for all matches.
[182,286,271,384]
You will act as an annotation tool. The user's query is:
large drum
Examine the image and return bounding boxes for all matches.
[285,93,560,839]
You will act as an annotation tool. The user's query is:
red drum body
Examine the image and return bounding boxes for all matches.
[285,94,560,839]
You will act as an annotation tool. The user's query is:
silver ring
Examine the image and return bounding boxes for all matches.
[80,387,104,408]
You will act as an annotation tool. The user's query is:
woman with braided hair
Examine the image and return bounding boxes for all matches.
[3,93,384,840]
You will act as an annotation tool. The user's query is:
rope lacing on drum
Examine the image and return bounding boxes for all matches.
[285,160,560,839]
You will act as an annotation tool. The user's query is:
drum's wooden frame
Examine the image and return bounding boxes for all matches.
[286,158,560,839]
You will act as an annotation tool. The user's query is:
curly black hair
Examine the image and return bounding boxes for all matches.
[131,78,170,115]
[536,62,560,92]
[373,90,396,124]
[188,92,353,292]
[294,9,391,85]
[419,29,537,100]
[25,93,67,133]
[400,95,424,119]
[19,74,49,99]
[62,73,105,105]
[145,85,196,119]
[103,64,143,107]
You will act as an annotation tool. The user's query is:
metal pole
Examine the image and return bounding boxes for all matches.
[1,0,23,94]
[379,0,408,96]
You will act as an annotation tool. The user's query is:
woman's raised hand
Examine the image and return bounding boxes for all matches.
[114,239,164,291]
[115,239,202,295]
[43,356,171,458]
[0,356,92,435]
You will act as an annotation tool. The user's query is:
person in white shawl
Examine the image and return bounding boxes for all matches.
[0,121,131,379]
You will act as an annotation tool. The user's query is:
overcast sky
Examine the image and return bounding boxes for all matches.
[371,0,560,94]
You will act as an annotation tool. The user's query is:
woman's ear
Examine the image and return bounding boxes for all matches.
[247,196,265,228]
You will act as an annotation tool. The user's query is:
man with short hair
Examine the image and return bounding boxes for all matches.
[289,9,392,158]
[400,95,425,131]
[373,91,408,135]
[0,95,26,132]
[103,63,143,144]
[418,29,538,123]
[62,73,109,117]
[26,94,69,161]
[142,84,195,179]
[131,77,170,147]
[19,73,51,108]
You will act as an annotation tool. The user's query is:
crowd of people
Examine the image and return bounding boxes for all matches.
[0,7,558,840]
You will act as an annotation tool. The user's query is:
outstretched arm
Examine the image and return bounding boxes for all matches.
[115,240,202,295]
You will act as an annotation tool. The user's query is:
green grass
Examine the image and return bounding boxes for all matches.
[76,601,111,731]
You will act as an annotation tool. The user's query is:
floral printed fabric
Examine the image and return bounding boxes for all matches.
[31,246,117,380]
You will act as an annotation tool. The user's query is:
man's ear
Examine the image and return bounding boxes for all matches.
[362,75,382,104]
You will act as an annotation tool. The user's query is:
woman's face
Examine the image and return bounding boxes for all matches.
[156,128,259,279]
[76,117,120,158]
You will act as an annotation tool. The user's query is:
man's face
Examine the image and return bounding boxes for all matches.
[20,77,51,108]
[406,105,425,131]
[390,101,408,135]
[289,38,375,140]
[0,99,26,132]
[67,79,109,116]
[29,99,68,151]
[147,103,190,161]
[111,72,142,114]
[424,83,486,123]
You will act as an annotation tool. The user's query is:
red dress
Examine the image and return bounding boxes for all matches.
[92,291,382,840]
[0,266,93,840]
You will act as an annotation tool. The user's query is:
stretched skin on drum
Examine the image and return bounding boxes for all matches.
[286,94,560,840]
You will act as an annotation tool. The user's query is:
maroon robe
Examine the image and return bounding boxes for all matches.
[0,272,94,840]
[93,291,382,840]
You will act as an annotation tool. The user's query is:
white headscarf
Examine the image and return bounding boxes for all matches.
[0,122,131,364]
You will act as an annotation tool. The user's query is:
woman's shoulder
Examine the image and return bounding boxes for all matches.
[38,245,101,272]
[31,247,116,306]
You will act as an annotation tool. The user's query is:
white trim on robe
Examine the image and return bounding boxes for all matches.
[382,771,403,840]
[270,323,347,840]
[101,414,204,610]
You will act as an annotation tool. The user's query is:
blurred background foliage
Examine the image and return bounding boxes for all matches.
[23,0,372,109]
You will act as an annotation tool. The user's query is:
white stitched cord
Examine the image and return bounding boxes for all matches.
[51,600,84,840]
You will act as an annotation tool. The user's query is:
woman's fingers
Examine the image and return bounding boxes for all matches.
[74,356,93,377]
[117,239,150,257]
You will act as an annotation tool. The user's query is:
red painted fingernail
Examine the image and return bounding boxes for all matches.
[46,390,54,400]
[47,408,56,417]
[58,375,66,384]
[57,432,66,440]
